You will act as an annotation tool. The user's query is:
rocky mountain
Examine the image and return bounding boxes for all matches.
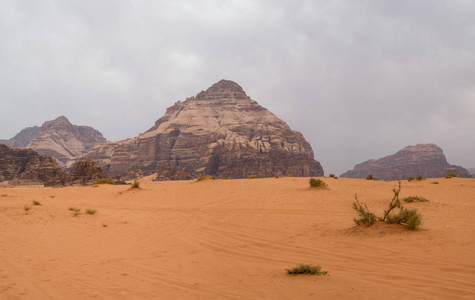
[340,143,471,180]
[0,144,64,185]
[0,126,41,147]
[23,116,107,167]
[68,80,324,179]
[468,168,475,177]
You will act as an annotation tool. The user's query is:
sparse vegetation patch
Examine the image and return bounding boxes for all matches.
[445,173,458,179]
[286,264,328,275]
[32,200,41,206]
[406,176,415,182]
[130,180,141,189]
[352,181,422,230]
[95,178,116,185]
[85,208,97,215]
[309,178,327,188]
[404,196,429,203]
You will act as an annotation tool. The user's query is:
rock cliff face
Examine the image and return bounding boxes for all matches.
[25,116,106,167]
[0,144,64,185]
[63,160,110,186]
[0,126,41,147]
[69,80,324,179]
[340,143,471,180]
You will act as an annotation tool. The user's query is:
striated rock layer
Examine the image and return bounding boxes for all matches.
[340,143,471,180]
[25,116,107,167]
[0,126,41,148]
[0,144,64,185]
[69,80,324,179]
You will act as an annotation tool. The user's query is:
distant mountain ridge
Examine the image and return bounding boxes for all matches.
[1,116,107,168]
[68,79,324,179]
[340,143,471,180]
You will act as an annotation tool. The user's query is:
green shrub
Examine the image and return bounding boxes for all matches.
[431,181,439,184]
[309,178,327,188]
[1,194,7,197]
[286,264,328,275]
[386,207,422,230]
[50,195,56,198]
[352,181,422,230]
[32,200,41,206]
[85,208,97,215]
[445,173,457,179]
[416,176,425,181]
[404,196,429,203]
[95,178,115,185]
[366,174,373,180]
[406,176,415,182]
[329,174,335,178]
[353,195,378,226]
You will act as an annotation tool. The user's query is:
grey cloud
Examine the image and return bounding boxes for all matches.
[1,0,474,175]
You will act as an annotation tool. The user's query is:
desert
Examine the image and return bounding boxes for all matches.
[1,176,475,299]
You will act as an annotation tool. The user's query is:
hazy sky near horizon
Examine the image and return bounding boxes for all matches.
[1,0,474,175]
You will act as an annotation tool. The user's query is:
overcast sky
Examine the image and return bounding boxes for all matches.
[1,0,474,175]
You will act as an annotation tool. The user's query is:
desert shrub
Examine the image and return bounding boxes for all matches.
[95,178,115,185]
[24,205,31,213]
[221,177,228,180]
[406,176,415,182]
[416,176,425,181]
[431,181,439,184]
[248,175,257,179]
[196,175,216,181]
[353,195,378,226]
[1,194,7,197]
[309,178,327,188]
[404,196,429,203]
[32,200,41,206]
[286,264,328,275]
[50,195,56,198]
[131,180,141,189]
[386,207,422,230]
[445,173,457,179]
[287,174,294,177]
[329,174,335,178]
[274,175,280,179]
[85,208,97,215]
[352,181,422,230]
[366,174,373,180]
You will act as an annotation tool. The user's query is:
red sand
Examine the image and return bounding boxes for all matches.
[1,177,475,299]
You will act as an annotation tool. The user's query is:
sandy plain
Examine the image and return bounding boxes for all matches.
[1,177,474,299]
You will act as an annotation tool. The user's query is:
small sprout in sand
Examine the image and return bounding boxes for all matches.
[103,224,108,227]
[24,205,32,213]
[309,178,327,188]
[404,196,429,203]
[130,180,141,189]
[118,192,123,195]
[85,208,97,215]
[69,207,81,216]
[32,200,41,206]
[286,264,328,275]
[50,195,56,198]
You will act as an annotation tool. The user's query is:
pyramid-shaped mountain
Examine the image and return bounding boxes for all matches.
[69,80,324,179]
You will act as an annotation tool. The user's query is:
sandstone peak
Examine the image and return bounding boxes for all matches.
[43,116,72,128]
[195,79,248,100]
[70,81,324,179]
[341,143,471,180]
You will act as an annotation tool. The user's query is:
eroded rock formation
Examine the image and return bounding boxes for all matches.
[69,80,324,179]
[340,143,471,180]
[0,144,64,185]
[25,116,106,167]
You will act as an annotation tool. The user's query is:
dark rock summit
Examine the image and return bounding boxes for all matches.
[340,143,471,180]
[69,80,324,179]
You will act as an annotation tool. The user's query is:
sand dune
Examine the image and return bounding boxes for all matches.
[1,177,475,299]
